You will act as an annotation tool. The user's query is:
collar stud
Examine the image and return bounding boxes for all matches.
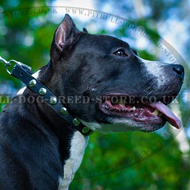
[72,118,80,126]
[39,88,47,95]
[82,127,91,134]
[50,96,57,105]
[29,79,36,87]
[61,107,68,115]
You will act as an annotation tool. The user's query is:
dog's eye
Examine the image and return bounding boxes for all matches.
[113,49,127,57]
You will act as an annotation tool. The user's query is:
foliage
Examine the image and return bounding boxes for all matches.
[0,1,190,190]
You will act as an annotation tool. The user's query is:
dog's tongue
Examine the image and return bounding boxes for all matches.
[150,101,182,129]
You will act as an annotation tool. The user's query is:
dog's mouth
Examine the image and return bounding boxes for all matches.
[99,94,181,129]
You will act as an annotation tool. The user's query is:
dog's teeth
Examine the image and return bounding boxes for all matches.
[130,106,136,111]
[152,109,159,116]
[118,99,125,105]
[121,107,126,111]
[103,104,109,109]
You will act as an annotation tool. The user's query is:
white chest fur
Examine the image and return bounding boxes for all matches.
[58,131,88,190]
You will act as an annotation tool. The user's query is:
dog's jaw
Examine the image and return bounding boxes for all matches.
[80,118,163,133]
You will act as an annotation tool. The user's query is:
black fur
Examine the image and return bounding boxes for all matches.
[0,14,184,189]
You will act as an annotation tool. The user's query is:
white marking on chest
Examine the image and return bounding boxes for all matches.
[16,70,41,95]
[17,86,27,95]
[32,70,41,79]
[58,131,88,190]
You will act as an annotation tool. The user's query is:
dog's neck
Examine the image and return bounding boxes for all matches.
[36,99,89,189]
[18,68,89,189]
[21,90,88,189]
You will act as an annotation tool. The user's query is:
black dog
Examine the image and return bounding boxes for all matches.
[0,14,184,190]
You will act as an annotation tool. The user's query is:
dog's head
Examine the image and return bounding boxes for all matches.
[48,14,184,133]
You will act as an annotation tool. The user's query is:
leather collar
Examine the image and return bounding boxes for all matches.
[11,63,93,136]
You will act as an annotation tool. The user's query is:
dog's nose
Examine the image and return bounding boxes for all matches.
[173,64,184,78]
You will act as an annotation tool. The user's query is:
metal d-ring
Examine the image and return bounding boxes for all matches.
[9,60,32,72]
[0,56,11,75]
[0,56,32,75]
[5,64,11,75]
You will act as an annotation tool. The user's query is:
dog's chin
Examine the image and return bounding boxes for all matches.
[80,117,165,134]
[105,117,165,133]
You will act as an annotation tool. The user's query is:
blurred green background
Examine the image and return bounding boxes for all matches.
[0,0,190,189]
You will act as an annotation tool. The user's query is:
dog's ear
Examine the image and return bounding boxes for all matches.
[50,14,80,60]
